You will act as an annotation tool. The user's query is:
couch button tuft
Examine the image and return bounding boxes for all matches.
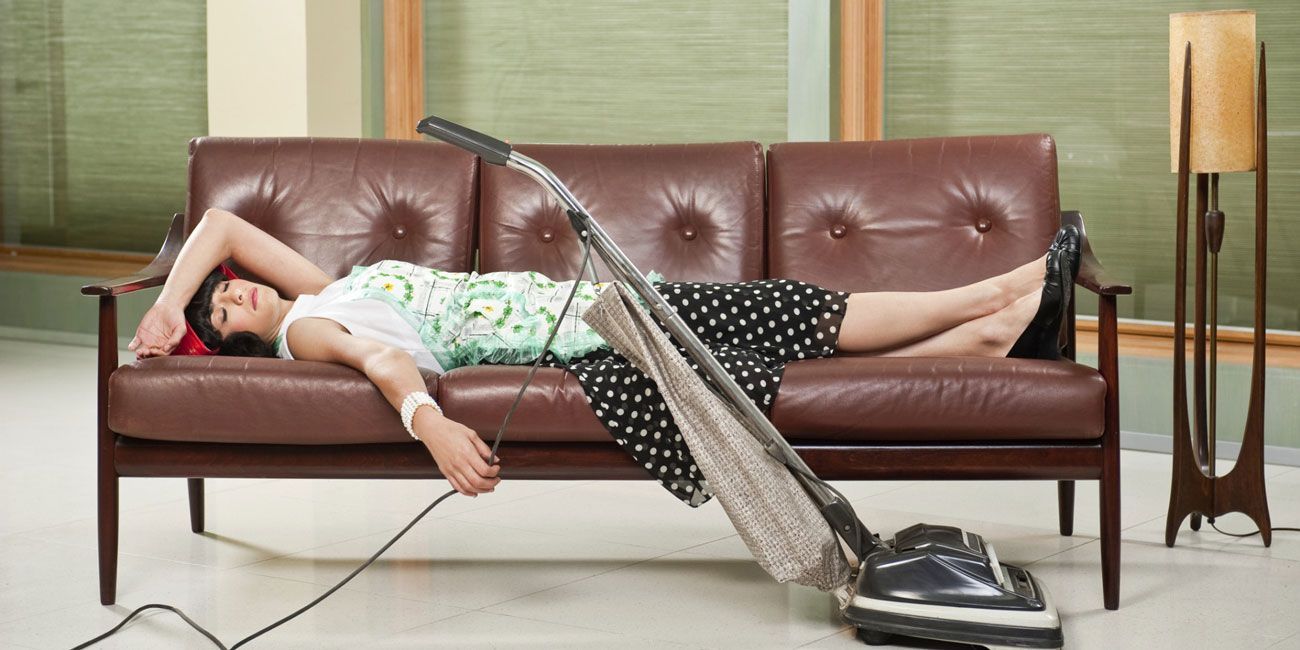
[681,226,698,241]
[976,217,992,233]
[392,225,407,239]
[541,228,555,243]
[830,224,847,239]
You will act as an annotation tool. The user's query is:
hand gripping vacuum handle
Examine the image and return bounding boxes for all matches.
[416,115,513,166]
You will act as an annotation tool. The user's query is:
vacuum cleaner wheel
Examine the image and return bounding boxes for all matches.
[855,626,894,646]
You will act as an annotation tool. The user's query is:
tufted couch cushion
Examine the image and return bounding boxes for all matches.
[767,135,1061,293]
[478,142,766,282]
[185,137,479,281]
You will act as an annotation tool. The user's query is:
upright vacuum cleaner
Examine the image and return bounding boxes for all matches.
[417,115,1064,650]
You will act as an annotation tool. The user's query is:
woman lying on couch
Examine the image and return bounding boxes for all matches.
[128,208,1081,504]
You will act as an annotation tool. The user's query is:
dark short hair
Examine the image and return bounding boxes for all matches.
[183,268,277,358]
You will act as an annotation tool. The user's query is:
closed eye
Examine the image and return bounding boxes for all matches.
[212,282,229,330]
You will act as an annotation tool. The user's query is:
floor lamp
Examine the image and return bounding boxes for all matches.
[1165,10,1272,547]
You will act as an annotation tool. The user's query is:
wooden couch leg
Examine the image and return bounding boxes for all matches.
[1095,290,1122,610]
[188,478,205,533]
[1101,464,1120,610]
[1057,480,1075,536]
[99,472,118,605]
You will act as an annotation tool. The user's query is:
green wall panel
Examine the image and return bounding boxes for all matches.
[0,270,159,348]
[421,0,788,145]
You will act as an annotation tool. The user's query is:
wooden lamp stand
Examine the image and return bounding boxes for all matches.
[1165,38,1272,548]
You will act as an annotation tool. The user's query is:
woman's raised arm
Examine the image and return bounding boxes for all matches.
[154,208,332,309]
[129,208,336,358]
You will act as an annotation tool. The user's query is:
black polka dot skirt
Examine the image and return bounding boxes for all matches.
[537,279,849,508]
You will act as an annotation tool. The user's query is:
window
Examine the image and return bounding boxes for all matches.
[0,0,207,255]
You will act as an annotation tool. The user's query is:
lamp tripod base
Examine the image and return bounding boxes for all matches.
[1165,41,1272,548]
[1166,444,1273,547]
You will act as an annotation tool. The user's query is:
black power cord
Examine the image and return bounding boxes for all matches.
[75,235,600,649]
[1208,522,1300,539]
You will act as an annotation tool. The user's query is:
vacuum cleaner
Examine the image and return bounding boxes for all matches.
[415,115,1064,650]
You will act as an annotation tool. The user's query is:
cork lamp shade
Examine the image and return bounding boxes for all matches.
[1169,10,1257,174]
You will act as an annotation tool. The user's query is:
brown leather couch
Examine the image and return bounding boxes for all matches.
[83,134,1131,609]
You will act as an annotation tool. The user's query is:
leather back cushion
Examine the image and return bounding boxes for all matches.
[185,137,478,280]
[478,143,765,282]
[768,134,1061,292]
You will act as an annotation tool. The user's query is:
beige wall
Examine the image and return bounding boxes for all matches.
[207,0,361,137]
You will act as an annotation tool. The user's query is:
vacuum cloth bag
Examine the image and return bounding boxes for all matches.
[581,281,853,592]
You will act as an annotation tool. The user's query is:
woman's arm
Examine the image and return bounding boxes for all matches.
[155,208,332,309]
[289,317,502,497]
[129,208,336,358]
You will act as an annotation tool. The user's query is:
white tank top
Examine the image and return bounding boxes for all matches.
[274,277,445,373]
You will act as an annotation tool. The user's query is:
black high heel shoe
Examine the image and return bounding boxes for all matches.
[1006,225,1080,360]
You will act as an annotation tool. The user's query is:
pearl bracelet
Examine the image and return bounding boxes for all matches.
[400,391,443,440]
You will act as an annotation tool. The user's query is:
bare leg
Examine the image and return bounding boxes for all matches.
[836,253,1047,354]
[862,289,1042,358]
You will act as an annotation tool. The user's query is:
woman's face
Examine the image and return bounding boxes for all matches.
[209,278,281,341]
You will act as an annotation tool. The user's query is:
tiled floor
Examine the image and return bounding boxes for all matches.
[2,338,1299,649]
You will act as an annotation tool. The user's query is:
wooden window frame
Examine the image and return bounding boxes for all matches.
[0,245,153,278]
[383,0,424,140]
[839,0,884,141]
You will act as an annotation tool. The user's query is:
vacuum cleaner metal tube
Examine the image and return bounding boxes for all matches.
[418,115,1063,650]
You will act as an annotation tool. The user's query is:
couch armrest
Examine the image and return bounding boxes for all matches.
[1060,211,1132,296]
[80,213,184,296]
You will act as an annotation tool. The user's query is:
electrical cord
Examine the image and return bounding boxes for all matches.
[1209,522,1300,538]
[74,234,600,649]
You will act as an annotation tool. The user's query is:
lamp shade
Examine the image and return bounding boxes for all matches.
[1169,10,1256,174]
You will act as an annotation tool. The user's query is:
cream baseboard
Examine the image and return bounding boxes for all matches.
[1122,430,1300,468]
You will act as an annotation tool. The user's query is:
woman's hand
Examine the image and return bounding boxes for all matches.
[415,409,501,497]
[128,302,187,359]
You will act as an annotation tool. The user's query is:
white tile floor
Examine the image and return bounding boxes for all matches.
[1,337,1298,649]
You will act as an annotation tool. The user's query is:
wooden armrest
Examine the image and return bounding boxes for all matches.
[80,213,184,297]
[1061,211,1132,297]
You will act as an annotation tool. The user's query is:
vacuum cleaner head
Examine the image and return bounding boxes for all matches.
[843,524,1063,650]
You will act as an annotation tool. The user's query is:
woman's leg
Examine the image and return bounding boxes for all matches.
[862,288,1042,357]
[835,253,1047,354]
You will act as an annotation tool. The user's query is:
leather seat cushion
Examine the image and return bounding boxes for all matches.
[769,356,1106,442]
[110,356,1103,445]
[436,356,1105,443]
[109,356,436,444]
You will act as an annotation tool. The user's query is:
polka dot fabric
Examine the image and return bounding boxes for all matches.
[535,279,849,508]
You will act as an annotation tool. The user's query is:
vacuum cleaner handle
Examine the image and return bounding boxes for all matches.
[416,115,513,166]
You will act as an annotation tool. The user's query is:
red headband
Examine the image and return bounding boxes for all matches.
[172,264,240,356]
